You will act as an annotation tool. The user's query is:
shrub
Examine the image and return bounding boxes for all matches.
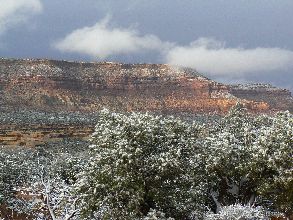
[142,209,174,220]
[202,104,293,215]
[75,109,207,219]
[0,147,34,204]
[203,204,271,220]
[251,111,293,215]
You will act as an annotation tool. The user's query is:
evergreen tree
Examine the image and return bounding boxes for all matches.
[75,109,207,219]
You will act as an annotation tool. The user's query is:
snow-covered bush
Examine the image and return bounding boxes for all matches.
[203,204,270,220]
[202,104,260,209]
[202,104,293,215]
[0,145,87,220]
[23,146,91,220]
[0,147,35,204]
[75,109,207,219]
[21,157,80,220]
[1,106,291,218]
[250,111,293,215]
[142,209,175,220]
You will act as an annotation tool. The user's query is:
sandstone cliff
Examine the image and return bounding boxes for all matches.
[229,83,293,112]
[1,58,292,146]
[0,58,271,114]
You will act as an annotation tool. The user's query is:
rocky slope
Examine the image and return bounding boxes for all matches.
[230,83,293,112]
[0,58,271,113]
[0,110,97,146]
[0,58,292,146]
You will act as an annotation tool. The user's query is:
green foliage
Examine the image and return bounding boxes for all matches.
[0,106,292,219]
[203,104,260,206]
[0,147,35,203]
[203,204,273,220]
[251,111,293,214]
[202,104,293,215]
[75,109,207,219]
[142,209,175,220]
[0,143,88,219]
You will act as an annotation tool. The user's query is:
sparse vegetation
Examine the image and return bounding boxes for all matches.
[0,105,292,219]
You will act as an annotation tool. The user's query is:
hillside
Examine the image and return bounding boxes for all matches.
[0,58,274,113]
[0,58,292,146]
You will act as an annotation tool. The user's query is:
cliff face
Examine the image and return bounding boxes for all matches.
[0,58,270,114]
[1,58,292,146]
[229,84,293,112]
[0,124,93,147]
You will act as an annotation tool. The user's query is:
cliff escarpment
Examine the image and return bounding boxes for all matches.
[230,84,293,112]
[1,58,293,146]
[0,58,269,114]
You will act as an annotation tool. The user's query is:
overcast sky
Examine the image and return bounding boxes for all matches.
[0,0,292,91]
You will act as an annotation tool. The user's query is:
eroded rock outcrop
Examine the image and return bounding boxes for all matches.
[0,58,292,146]
[0,58,270,114]
[230,83,293,112]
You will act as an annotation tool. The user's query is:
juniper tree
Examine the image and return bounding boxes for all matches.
[75,109,207,219]
[202,105,293,216]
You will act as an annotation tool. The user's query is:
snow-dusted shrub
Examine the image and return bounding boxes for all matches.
[0,145,87,220]
[202,104,293,215]
[203,204,270,220]
[21,155,82,220]
[142,209,174,220]
[0,147,35,204]
[27,173,79,220]
[75,109,207,219]
[202,104,261,208]
[24,145,91,220]
[250,111,293,215]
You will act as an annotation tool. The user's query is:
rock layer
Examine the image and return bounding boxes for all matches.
[0,124,93,147]
[0,58,270,114]
[229,84,293,112]
[1,58,293,146]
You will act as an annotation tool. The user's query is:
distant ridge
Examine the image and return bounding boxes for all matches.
[1,58,293,146]
[0,58,292,114]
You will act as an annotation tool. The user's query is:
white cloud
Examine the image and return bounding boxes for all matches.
[54,17,172,59]
[54,19,293,78]
[0,0,42,33]
[166,38,293,77]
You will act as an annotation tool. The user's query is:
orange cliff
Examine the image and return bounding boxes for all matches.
[0,58,273,114]
[1,58,293,147]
